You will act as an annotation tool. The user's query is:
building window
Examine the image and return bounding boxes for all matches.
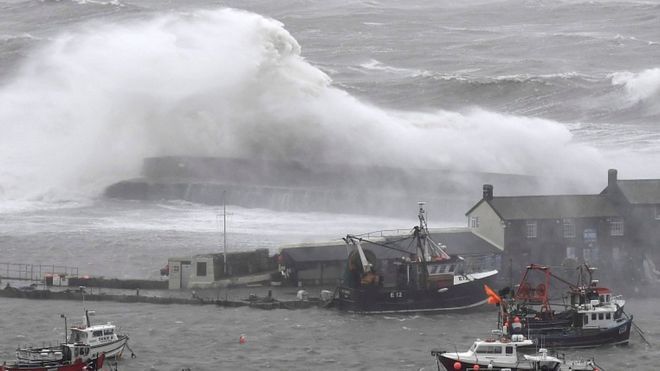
[563,218,576,238]
[566,246,577,260]
[196,262,207,277]
[609,217,624,236]
[526,221,537,239]
[470,216,480,228]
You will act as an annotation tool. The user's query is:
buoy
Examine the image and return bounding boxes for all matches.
[473,365,480,370]
[513,316,521,323]
[239,335,246,344]
[453,361,461,370]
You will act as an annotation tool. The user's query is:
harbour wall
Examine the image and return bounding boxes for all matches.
[104,156,546,218]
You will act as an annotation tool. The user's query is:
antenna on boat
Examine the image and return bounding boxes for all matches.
[60,314,68,344]
[80,285,86,309]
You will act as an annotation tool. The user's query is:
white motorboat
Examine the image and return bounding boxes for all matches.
[432,333,601,371]
[16,309,129,366]
[67,309,129,359]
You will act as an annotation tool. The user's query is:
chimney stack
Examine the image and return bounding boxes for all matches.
[483,184,493,201]
[608,169,618,190]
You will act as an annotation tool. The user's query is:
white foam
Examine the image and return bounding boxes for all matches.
[0,8,630,212]
[611,68,660,104]
[359,59,432,77]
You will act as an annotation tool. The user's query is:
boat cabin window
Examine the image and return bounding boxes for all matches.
[430,264,455,274]
[591,314,596,320]
[70,331,86,343]
[475,345,502,354]
[583,315,588,325]
[429,265,441,274]
[103,329,114,335]
[506,346,513,355]
[606,313,611,320]
[598,313,604,320]
[92,330,103,337]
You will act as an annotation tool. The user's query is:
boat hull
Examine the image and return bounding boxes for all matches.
[1,354,104,371]
[1,364,89,371]
[527,317,632,348]
[335,273,496,314]
[90,335,128,358]
[436,353,555,371]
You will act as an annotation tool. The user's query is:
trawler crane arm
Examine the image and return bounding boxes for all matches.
[345,235,372,273]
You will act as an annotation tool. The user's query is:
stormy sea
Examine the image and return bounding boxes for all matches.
[1,0,659,369]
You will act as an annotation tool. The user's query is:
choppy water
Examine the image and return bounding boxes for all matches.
[1,0,660,369]
[0,296,657,370]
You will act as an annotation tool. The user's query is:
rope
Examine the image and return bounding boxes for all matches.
[124,342,137,359]
[592,359,606,371]
[631,319,651,346]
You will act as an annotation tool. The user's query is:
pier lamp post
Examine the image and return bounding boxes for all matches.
[60,314,68,344]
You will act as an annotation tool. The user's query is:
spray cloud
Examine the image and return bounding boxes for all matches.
[0,8,613,210]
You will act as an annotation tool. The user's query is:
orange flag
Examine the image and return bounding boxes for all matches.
[484,284,501,305]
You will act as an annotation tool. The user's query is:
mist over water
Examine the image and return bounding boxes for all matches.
[2,6,655,210]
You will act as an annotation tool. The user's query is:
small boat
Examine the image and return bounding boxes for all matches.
[496,264,632,348]
[67,309,129,359]
[1,344,105,371]
[16,309,129,366]
[431,333,601,371]
[332,203,498,314]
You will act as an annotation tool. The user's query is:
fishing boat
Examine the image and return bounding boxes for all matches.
[16,309,129,366]
[431,332,602,371]
[66,309,129,359]
[494,264,633,348]
[332,203,498,314]
[1,344,105,371]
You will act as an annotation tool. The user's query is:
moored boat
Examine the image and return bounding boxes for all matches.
[67,309,129,359]
[332,203,498,314]
[16,309,129,366]
[431,333,601,371]
[1,344,105,371]
[496,264,632,348]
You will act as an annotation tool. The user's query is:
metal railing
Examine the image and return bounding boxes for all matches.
[0,262,79,282]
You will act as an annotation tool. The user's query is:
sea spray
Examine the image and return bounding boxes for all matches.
[0,8,611,210]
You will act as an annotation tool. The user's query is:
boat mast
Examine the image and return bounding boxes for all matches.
[416,202,428,261]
